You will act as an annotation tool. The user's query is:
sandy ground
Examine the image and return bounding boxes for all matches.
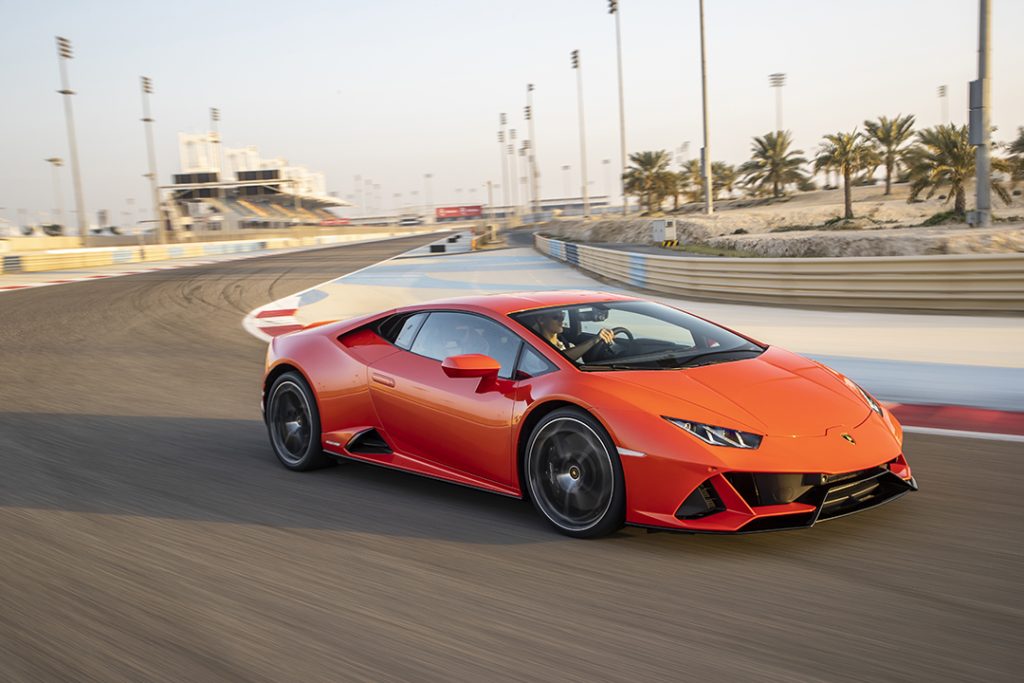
[544,183,1024,256]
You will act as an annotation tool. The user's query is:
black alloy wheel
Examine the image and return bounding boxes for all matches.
[266,371,332,471]
[525,407,625,538]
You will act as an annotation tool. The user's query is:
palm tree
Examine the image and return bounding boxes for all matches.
[864,114,916,195]
[906,124,1011,216]
[681,159,704,203]
[712,162,738,199]
[815,130,874,219]
[738,131,808,199]
[623,150,671,213]
[1007,127,1024,183]
[668,170,691,210]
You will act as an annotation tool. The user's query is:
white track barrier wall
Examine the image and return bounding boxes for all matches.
[0,230,438,275]
[535,234,1024,313]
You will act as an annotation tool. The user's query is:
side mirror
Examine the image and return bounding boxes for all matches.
[442,353,501,379]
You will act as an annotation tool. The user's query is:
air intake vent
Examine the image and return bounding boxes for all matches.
[346,429,392,455]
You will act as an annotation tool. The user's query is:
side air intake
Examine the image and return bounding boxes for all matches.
[346,429,392,455]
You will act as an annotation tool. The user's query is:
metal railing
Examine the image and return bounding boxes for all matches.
[535,234,1024,313]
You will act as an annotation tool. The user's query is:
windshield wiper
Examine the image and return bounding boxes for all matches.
[674,348,763,367]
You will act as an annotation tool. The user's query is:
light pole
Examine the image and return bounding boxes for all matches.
[518,145,529,215]
[521,141,533,216]
[508,128,519,214]
[55,36,88,246]
[769,72,786,133]
[498,114,509,214]
[140,76,166,244]
[609,1,628,214]
[525,84,540,214]
[697,1,713,215]
[970,0,992,227]
[938,85,949,124]
[210,107,222,175]
[44,157,65,228]
[571,49,590,218]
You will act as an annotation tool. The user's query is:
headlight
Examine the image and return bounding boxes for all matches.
[665,417,763,449]
[845,378,883,416]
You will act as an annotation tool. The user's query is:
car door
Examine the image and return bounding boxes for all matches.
[367,311,523,488]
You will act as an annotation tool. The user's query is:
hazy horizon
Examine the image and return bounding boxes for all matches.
[2,0,1022,223]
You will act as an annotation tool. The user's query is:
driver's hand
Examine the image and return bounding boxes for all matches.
[598,328,615,345]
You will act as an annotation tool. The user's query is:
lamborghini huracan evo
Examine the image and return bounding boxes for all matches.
[262,290,916,537]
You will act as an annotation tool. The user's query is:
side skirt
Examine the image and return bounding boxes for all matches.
[324,448,524,499]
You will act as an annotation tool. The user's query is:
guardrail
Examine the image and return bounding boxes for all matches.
[0,230,434,275]
[535,234,1024,313]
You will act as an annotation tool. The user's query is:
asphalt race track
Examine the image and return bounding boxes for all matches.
[1,236,1021,682]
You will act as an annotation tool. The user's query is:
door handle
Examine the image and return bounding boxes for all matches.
[371,373,395,388]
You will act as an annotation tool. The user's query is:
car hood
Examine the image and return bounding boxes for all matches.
[595,346,870,437]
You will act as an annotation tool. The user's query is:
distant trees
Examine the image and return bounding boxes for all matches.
[1007,127,1024,183]
[815,130,876,219]
[906,124,1011,217]
[712,162,738,199]
[622,150,674,213]
[864,114,916,195]
[617,111,1024,224]
[738,131,807,198]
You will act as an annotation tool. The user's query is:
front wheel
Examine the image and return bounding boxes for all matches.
[266,371,333,471]
[524,408,625,538]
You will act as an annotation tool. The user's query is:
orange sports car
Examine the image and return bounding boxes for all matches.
[262,290,916,537]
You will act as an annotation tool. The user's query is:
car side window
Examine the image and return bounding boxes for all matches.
[515,345,557,380]
[410,312,522,379]
[379,312,428,350]
[393,312,427,350]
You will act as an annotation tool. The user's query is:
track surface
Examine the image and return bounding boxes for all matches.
[1,236,1021,682]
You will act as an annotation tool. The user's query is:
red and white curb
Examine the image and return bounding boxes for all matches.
[242,233,465,342]
[245,296,305,340]
[886,402,1024,442]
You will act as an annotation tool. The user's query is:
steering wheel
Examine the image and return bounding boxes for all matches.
[611,326,634,341]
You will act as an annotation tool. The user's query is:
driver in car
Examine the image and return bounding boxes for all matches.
[533,310,615,362]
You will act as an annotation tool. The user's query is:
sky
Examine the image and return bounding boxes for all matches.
[1,0,1022,222]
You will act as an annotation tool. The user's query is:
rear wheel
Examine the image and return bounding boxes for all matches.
[266,371,332,471]
[524,408,625,538]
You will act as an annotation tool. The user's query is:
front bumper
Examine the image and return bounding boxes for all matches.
[635,455,917,534]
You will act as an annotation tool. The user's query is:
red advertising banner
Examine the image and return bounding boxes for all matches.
[435,205,483,218]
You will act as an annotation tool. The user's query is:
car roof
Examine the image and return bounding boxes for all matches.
[399,290,639,316]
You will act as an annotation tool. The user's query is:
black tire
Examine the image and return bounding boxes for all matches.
[524,407,625,538]
[265,371,333,471]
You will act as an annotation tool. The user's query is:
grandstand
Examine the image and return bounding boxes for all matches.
[162,133,348,234]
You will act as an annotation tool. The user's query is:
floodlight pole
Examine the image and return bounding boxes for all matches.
[769,72,786,133]
[610,1,628,215]
[526,84,540,216]
[973,0,992,228]
[698,1,713,215]
[56,37,88,246]
[498,114,509,217]
[572,49,590,218]
[140,76,166,244]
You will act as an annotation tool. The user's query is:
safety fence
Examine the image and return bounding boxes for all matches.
[535,234,1024,313]
[0,230,437,275]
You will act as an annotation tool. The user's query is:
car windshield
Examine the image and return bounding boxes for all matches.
[510,300,764,371]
